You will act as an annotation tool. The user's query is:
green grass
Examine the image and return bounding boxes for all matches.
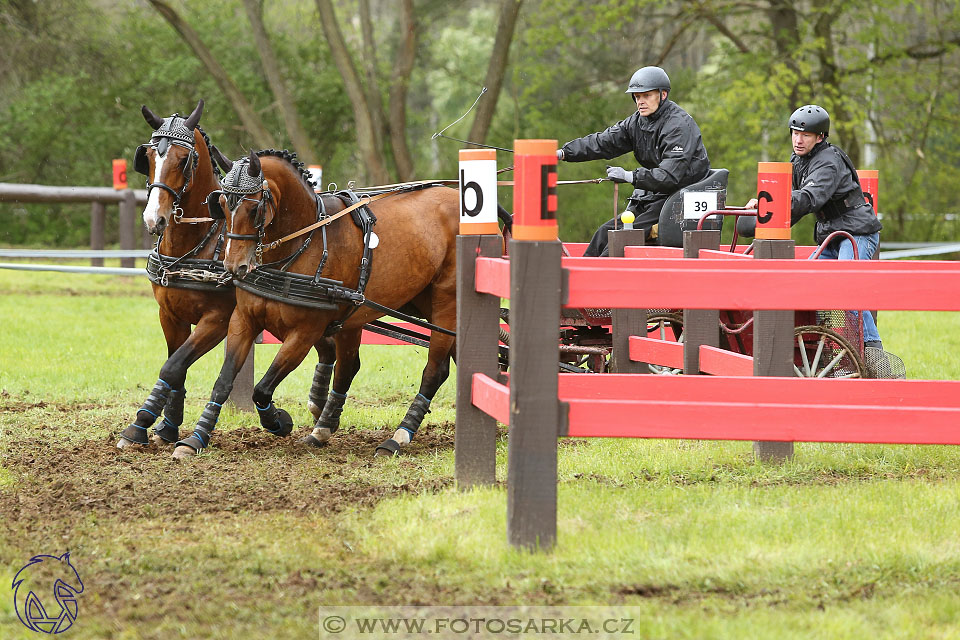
[1,267,960,639]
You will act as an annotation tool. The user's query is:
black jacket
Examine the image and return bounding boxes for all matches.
[791,141,882,244]
[560,99,711,197]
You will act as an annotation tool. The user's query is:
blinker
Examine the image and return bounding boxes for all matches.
[133,145,149,175]
[206,193,226,219]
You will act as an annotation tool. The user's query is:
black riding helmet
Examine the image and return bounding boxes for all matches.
[625,66,671,96]
[789,104,830,137]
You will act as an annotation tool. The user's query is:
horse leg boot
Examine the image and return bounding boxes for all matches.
[172,325,257,460]
[308,337,336,422]
[120,315,229,449]
[254,335,317,438]
[118,378,176,446]
[375,334,454,457]
[302,329,362,447]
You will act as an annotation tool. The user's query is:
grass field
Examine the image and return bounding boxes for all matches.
[1,266,960,639]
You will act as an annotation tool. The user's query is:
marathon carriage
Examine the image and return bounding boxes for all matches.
[501,167,904,380]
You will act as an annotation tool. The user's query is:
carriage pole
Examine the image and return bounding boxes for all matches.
[455,149,503,488]
[506,139,562,550]
[753,162,796,462]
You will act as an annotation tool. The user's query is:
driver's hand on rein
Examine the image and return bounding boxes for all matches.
[744,198,759,209]
[606,166,633,184]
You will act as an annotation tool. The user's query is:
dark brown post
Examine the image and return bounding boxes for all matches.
[752,238,796,461]
[90,201,105,267]
[507,139,561,550]
[682,230,721,375]
[455,234,502,488]
[608,228,648,373]
[119,190,137,268]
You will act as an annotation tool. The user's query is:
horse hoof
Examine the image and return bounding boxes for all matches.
[118,424,149,446]
[308,401,323,423]
[150,433,176,447]
[299,427,333,447]
[116,437,147,450]
[152,425,180,445]
[171,445,197,460]
[268,408,294,437]
[374,438,401,458]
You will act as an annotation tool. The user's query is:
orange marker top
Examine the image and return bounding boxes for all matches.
[459,149,496,161]
[514,139,557,156]
[758,162,792,173]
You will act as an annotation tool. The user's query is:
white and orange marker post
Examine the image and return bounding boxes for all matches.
[308,165,323,193]
[511,139,558,242]
[506,138,561,550]
[858,170,879,215]
[458,149,499,235]
[112,159,127,190]
[755,162,792,239]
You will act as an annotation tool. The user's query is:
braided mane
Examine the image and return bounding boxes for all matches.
[254,148,316,189]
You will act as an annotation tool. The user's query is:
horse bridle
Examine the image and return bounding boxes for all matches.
[134,115,199,222]
[210,160,275,264]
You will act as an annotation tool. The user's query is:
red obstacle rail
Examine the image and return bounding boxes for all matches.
[698,344,754,376]
[476,256,960,311]
[628,335,683,369]
[471,372,960,445]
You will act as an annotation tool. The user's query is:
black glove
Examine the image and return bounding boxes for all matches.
[606,166,633,184]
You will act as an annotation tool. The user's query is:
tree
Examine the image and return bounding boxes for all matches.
[467,0,523,145]
[147,0,276,149]
[241,0,319,163]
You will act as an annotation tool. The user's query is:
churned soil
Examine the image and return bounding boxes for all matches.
[0,425,455,534]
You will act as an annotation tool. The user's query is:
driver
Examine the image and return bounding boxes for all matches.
[557,65,711,255]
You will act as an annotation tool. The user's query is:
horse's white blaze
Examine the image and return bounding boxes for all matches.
[142,150,168,229]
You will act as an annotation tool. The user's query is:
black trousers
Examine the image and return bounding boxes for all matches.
[583,194,667,257]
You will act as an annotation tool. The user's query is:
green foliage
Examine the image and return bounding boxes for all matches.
[0,0,958,246]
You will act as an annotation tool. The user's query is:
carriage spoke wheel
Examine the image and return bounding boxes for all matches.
[793,325,865,379]
[646,313,684,375]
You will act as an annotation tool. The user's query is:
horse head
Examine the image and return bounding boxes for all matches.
[12,552,84,633]
[219,151,274,279]
[136,99,206,234]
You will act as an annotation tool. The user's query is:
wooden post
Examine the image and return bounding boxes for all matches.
[752,238,795,461]
[90,201,105,267]
[507,139,560,551]
[455,234,501,488]
[119,190,137,268]
[682,229,721,375]
[752,159,796,461]
[455,147,502,488]
[608,228,648,373]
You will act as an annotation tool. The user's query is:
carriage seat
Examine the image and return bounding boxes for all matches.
[656,168,729,248]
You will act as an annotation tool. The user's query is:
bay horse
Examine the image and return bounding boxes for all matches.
[118,101,336,449]
[171,150,467,459]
